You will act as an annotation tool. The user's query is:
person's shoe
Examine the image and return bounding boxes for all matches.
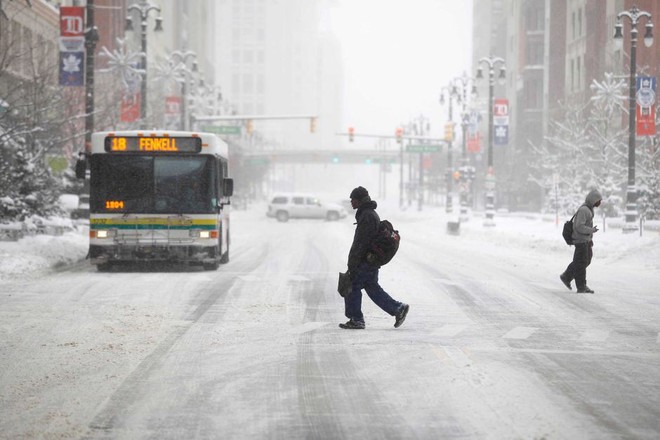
[559,273,572,290]
[576,286,594,294]
[339,319,365,330]
[394,304,409,328]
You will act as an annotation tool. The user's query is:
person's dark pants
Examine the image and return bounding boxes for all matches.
[345,263,402,323]
[563,242,593,289]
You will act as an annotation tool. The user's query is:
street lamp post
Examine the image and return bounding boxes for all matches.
[171,50,197,131]
[126,0,163,128]
[476,56,506,227]
[412,115,430,211]
[614,6,653,233]
[84,0,99,154]
[453,72,478,221]
[439,83,458,214]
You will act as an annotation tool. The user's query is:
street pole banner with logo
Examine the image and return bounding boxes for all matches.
[467,132,481,153]
[120,93,141,123]
[467,110,481,153]
[493,98,509,146]
[59,7,85,87]
[636,76,656,136]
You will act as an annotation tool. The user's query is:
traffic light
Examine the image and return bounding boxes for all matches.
[348,126,355,142]
[310,117,317,133]
[444,123,454,142]
[395,127,403,144]
[246,119,254,135]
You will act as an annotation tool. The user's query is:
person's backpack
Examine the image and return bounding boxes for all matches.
[366,220,400,266]
[562,212,577,245]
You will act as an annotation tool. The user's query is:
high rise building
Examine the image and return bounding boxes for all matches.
[212,0,344,151]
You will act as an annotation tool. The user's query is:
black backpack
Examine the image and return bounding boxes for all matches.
[562,213,577,245]
[366,220,400,266]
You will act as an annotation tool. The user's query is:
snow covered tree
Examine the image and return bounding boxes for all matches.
[637,137,660,220]
[528,74,629,216]
[1,9,71,221]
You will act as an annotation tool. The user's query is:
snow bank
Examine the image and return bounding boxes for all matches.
[0,226,88,280]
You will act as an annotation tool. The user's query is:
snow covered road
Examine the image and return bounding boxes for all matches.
[1,205,659,439]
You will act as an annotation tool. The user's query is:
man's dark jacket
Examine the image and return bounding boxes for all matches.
[348,200,380,272]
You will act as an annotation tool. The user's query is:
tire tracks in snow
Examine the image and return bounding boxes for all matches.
[84,242,271,437]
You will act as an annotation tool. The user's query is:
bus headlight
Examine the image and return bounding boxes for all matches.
[91,229,116,239]
[190,230,217,239]
[190,229,209,238]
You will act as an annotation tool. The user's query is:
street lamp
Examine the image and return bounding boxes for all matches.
[126,0,163,128]
[613,6,653,233]
[411,115,430,211]
[439,83,459,214]
[171,50,197,130]
[476,56,506,227]
[453,72,478,221]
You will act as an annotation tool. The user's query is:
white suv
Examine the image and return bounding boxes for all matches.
[267,193,347,222]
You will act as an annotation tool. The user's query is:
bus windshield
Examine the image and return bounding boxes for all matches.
[90,155,217,214]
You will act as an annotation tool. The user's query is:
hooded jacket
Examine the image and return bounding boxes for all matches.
[572,189,602,244]
[347,199,380,271]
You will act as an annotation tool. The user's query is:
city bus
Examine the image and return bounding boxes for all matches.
[76,130,233,271]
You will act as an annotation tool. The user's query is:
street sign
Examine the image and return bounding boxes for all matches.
[406,144,442,153]
[202,125,241,135]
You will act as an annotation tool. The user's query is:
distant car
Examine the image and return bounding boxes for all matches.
[267,193,347,222]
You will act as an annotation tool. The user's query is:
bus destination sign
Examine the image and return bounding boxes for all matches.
[104,136,203,153]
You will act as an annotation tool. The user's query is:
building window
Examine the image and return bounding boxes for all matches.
[526,39,543,65]
[572,11,576,40]
[243,74,253,93]
[577,56,581,90]
[578,8,582,37]
[257,74,264,94]
[232,73,240,95]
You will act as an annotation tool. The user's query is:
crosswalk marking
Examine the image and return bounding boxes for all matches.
[503,326,538,339]
[580,330,610,342]
[440,345,471,367]
[289,321,329,334]
[434,324,468,337]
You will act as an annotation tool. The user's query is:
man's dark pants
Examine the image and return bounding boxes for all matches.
[345,263,401,323]
[563,242,593,289]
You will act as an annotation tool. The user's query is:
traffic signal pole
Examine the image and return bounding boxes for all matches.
[338,129,446,209]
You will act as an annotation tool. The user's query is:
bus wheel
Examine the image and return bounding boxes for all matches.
[97,262,113,272]
[203,261,220,271]
[220,250,229,264]
[276,211,289,222]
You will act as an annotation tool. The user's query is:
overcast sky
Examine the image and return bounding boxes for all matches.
[330,0,473,139]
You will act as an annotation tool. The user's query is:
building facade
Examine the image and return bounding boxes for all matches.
[471,0,642,211]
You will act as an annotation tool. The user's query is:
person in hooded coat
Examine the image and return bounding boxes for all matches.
[560,189,602,293]
[340,186,409,329]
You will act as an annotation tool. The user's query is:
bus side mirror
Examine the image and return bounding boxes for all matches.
[222,178,234,197]
[75,158,87,179]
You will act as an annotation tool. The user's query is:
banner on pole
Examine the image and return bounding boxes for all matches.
[121,92,141,123]
[467,132,481,153]
[636,76,656,136]
[493,98,509,146]
[59,7,85,87]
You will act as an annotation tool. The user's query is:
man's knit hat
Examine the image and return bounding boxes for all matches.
[349,186,369,200]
